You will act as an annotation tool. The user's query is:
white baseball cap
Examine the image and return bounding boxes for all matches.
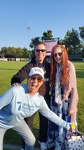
[29,67,44,79]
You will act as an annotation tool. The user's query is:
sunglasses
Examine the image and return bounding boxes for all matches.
[36,49,46,52]
[53,52,62,57]
[30,76,43,83]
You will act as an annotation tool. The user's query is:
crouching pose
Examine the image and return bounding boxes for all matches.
[0,67,71,150]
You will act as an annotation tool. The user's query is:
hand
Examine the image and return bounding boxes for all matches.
[12,83,20,86]
[66,130,71,140]
[68,109,74,116]
[70,122,76,132]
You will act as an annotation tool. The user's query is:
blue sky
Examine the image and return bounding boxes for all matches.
[0,0,84,49]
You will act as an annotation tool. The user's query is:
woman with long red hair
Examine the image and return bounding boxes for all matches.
[47,44,78,150]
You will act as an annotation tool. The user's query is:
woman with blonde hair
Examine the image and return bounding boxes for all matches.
[47,45,78,149]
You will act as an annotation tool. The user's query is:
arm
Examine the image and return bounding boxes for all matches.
[66,62,78,122]
[69,63,78,109]
[39,97,70,130]
[0,87,14,109]
[11,63,31,85]
[0,85,26,110]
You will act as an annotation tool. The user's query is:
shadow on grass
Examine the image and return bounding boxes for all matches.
[0,68,19,71]
[76,69,84,78]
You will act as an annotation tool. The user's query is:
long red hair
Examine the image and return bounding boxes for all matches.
[50,44,69,85]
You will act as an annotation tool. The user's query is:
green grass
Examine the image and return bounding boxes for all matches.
[0,61,84,149]
[0,61,27,93]
[73,62,84,133]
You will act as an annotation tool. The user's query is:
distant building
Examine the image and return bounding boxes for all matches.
[44,41,57,62]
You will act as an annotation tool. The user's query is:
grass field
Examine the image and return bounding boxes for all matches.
[0,61,84,149]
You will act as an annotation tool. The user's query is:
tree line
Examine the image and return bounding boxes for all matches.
[0,26,84,58]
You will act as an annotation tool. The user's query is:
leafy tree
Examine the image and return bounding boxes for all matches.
[16,48,24,58]
[80,42,84,58]
[62,28,80,54]
[30,30,54,49]
[1,28,84,58]
[30,37,40,49]
[41,30,53,41]
[1,47,16,57]
[1,47,32,58]
[79,26,84,41]
[23,47,32,58]
[1,47,8,55]
[81,49,84,58]
[5,54,16,58]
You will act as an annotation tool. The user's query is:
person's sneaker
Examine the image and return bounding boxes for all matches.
[38,141,47,150]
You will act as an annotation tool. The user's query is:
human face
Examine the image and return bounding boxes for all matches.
[27,74,44,96]
[35,44,46,63]
[53,47,63,64]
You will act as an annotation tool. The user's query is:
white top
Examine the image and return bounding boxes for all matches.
[0,84,70,130]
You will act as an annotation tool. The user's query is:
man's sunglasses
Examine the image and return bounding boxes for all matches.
[35,49,46,52]
[30,76,43,83]
[53,52,62,57]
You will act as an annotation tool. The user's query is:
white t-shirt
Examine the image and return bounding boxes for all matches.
[0,84,70,130]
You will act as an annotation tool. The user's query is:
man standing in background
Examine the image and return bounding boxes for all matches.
[11,41,50,150]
